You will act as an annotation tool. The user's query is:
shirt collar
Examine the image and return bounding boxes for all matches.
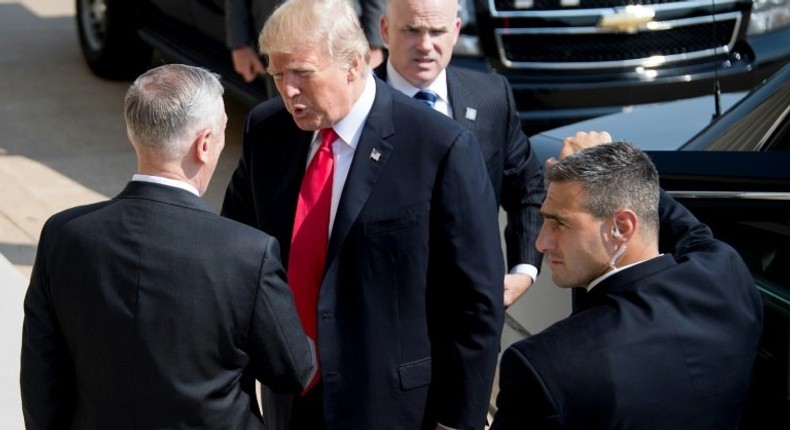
[385,60,448,104]
[587,254,664,291]
[325,72,376,151]
[132,174,200,196]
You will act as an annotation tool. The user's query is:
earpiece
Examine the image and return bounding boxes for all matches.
[612,227,621,238]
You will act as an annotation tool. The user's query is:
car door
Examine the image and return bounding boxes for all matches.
[652,150,790,429]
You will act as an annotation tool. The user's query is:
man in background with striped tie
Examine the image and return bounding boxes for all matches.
[377,0,546,308]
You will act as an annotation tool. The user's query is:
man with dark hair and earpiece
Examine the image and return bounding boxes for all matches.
[491,135,763,430]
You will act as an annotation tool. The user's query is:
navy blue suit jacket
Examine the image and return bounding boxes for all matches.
[491,191,763,429]
[222,77,505,430]
[376,64,545,271]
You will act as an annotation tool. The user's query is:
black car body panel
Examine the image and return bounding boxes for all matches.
[530,60,790,156]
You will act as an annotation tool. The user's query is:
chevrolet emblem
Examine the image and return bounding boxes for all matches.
[598,5,655,33]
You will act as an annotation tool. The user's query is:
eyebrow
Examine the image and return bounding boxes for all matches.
[540,211,568,224]
[405,23,448,32]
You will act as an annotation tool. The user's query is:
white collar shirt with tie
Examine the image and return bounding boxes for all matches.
[384,61,539,282]
[385,61,452,118]
[305,73,377,236]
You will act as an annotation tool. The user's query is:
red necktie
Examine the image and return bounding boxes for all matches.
[288,128,336,394]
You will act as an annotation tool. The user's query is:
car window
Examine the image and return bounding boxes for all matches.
[702,87,790,151]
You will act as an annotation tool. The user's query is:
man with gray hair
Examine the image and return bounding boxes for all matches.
[221,0,504,429]
[491,138,763,429]
[21,63,315,429]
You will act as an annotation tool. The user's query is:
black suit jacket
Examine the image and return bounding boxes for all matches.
[21,181,315,429]
[376,64,545,271]
[491,191,764,430]
[222,77,505,430]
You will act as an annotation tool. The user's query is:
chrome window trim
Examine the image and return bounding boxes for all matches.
[667,191,790,201]
[495,12,741,69]
[486,0,743,18]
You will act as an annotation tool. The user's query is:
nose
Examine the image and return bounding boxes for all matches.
[277,74,300,99]
[535,224,553,254]
[416,31,432,53]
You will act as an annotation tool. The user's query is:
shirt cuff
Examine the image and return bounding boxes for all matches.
[509,263,538,281]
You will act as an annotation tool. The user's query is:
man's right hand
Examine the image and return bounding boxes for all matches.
[546,131,613,169]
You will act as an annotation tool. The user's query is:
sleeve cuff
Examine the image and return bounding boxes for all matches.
[509,263,538,281]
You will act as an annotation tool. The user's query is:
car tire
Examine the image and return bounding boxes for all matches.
[76,0,152,80]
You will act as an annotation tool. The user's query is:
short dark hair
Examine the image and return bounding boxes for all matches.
[547,141,660,232]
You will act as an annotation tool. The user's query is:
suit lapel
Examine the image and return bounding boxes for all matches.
[447,67,479,130]
[283,129,315,215]
[326,78,395,265]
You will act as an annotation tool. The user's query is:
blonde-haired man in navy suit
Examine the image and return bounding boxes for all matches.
[222,0,505,428]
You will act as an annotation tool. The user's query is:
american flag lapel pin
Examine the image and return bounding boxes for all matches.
[465,107,477,121]
[370,148,381,162]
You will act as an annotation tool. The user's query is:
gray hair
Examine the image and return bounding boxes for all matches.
[547,141,660,234]
[258,0,370,72]
[124,64,224,160]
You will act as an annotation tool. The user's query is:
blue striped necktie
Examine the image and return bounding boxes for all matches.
[413,89,438,108]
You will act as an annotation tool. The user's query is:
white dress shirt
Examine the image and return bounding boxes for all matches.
[304,73,376,237]
[132,174,200,196]
[587,254,665,291]
[385,61,452,118]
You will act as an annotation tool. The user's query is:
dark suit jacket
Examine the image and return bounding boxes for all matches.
[21,181,315,429]
[225,0,279,49]
[376,64,545,271]
[222,77,505,430]
[224,0,384,50]
[491,191,764,430]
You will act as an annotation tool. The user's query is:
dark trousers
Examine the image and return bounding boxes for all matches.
[290,383,325,429]
[262,382,325,430]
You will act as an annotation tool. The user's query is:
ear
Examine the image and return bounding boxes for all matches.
[611,209,637,241]
[348,53,364,81]
[380,16,389,46]
[194,128,212,164]
[451,17,461,46]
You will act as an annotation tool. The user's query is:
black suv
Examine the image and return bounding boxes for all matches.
[77,1,789,135]
[473,0,790,134]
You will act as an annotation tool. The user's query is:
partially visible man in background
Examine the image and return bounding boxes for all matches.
[378,0,545,307]
[20,64,315,429]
